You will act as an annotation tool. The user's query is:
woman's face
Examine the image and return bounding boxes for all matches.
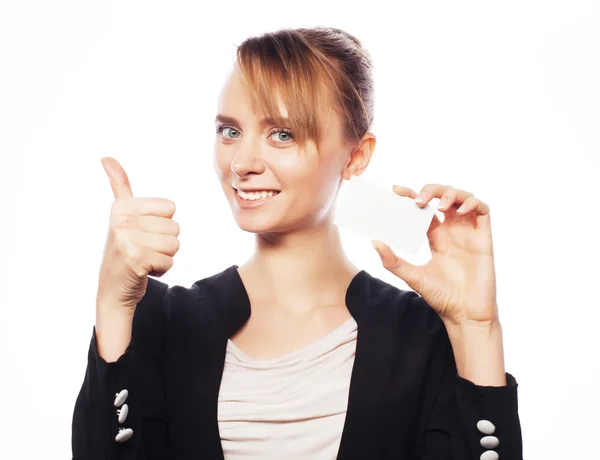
[213,65,374,235]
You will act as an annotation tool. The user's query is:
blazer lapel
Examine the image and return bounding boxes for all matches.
[336,270,399,459]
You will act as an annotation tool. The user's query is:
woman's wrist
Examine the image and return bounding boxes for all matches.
[95,303,135,363]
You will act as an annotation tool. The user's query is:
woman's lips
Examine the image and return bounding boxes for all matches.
[233,187,281,209]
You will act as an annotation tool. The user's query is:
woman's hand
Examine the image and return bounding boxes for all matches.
[372,184,499,327]
[97,157,181,312]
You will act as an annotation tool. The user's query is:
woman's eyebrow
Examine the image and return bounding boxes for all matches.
[214,114,290,127]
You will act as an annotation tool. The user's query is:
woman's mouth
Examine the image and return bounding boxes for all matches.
[233,187,281,208]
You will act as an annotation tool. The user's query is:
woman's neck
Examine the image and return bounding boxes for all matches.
[238,224,360,314]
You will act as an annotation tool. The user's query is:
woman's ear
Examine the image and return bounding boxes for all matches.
[342,134,376,180]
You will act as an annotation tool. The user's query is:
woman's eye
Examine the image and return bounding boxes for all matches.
[270,129,294,144]
[221,127,240,139]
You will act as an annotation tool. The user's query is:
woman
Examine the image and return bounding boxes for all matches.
[72,26,522,459]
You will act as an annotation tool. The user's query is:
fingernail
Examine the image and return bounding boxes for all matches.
[415,192,425,203]
[437,200,446,210]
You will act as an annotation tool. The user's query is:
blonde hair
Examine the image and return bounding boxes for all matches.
[235,26,375,152]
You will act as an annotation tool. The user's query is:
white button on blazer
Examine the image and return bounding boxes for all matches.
[114,389,128,407]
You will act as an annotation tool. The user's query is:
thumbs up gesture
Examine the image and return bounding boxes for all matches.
[96,157,180,312]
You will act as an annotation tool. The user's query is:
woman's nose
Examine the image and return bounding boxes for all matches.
[230,147,266,178]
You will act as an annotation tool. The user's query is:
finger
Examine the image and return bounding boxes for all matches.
[436,187,459,211]
[135,230,180,257]
[371,240,423,292]
[138,215,180,236]
[415,184,472,208]
[392,185,418,198]
[132,197,177,218]
[145,251,175,278]
[457,196,489,215]
[101,157,134,199]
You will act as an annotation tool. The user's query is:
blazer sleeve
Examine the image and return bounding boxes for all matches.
[417,302,523,460]
[71,277,172,460]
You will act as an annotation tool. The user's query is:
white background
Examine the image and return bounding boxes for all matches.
[1,1,598,458]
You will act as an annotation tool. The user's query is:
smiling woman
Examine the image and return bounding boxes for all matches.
[72,26,523,460]
[211,28,377,239]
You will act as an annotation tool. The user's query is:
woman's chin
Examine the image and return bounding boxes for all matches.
[233,214,279,234]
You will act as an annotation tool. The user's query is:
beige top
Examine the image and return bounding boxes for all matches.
[217,316,358,459]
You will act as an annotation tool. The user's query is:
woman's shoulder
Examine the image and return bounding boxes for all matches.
[145,264,239,306]
[358,272,447,342]
[141,264,248,337]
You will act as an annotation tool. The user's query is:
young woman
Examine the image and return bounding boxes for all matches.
[72,26,523,459]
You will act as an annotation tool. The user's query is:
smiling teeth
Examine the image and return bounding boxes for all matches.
[238,189,280,200]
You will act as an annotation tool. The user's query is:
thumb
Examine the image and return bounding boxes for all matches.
[371,240,422,291]
[101,157,134,199]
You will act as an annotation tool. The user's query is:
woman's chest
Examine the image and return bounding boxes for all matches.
[228,302,353,360]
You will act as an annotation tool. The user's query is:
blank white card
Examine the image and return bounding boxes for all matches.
[333,176,437,257]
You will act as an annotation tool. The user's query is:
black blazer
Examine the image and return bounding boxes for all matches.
[72,264,523,459]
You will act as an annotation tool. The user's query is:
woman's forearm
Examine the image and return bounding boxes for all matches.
[95,302,135,363]
[444,319,507,386]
